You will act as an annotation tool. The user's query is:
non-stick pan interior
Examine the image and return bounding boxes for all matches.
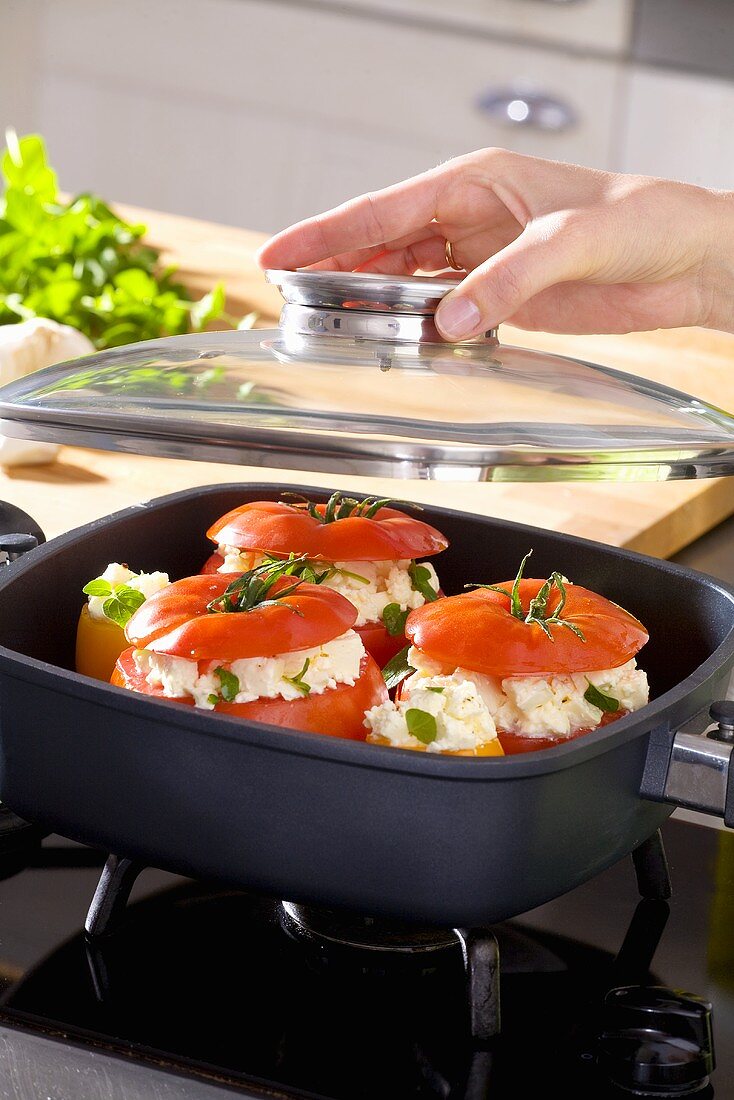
[1,483,731,703]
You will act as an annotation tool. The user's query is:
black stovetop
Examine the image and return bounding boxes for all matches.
[0,817,729,1099]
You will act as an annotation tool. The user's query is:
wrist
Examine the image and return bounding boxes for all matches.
[702,190,734,334]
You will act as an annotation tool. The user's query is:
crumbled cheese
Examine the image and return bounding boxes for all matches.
[365,673,499,753]
[217,548,439,627]
[218,546,264,574]
[86,562,170,622]
[404,646,649,741]
[134,629,364,710]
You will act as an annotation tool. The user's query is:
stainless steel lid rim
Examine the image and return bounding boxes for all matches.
[3,397,733,452]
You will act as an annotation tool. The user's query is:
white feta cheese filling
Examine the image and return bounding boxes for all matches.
[217,548,439,627]
[371,646,649,748]
[365,674,499,754]
[86,562,170,622]
[133,628,364,710]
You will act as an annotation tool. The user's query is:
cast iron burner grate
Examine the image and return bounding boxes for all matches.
[2,827,717,1100]
[84,831,673,1055]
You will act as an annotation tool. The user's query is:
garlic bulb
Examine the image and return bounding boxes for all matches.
[0,319,94,466]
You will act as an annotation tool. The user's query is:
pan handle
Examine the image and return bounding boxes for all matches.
[641,702,734,825]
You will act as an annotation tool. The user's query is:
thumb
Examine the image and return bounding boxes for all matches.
[435,217,591,341]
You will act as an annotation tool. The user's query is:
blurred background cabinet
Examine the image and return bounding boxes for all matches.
[2,0,733,232]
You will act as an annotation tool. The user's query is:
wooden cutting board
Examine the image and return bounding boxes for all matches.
[3,203,734,555]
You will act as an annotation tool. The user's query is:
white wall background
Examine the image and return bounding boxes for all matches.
[1,0,733,233]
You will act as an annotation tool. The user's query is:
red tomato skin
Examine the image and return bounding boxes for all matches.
[497,711,627,754]
[200,554,444,667]
[125,574,357,660]
[206,500,448,562]
[406,579,648,677]
[201,553,223,575]
[356,620,407,667]
[112,648,387,741]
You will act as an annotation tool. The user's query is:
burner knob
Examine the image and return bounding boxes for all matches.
[598,986,714,1096]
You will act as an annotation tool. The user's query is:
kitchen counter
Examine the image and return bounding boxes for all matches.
[2,202,734,558]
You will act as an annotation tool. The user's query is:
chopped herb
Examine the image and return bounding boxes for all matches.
[334,566,369,584]
[427,686,445,693]
[408,561,438,603]
[207,693,219,706]
[207,555,310,615]
[281,490,393,524]
[405,708,438,745]
[471,549,532,618]
[215,667,240,703]
[584,680,620,713]
[382,645,414,691]
[382,602,409,637]
[261,554,368,587]
[467,551,586,643]
[283,658,311,696]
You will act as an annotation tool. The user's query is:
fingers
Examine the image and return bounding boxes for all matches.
[435,215,592,340]
[304,226,447,274]
[355,235,451,275]
[256,166,449,270]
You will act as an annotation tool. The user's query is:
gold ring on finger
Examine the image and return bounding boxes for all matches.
[444,239,463,271]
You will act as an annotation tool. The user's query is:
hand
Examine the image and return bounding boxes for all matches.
[257,148,734,340]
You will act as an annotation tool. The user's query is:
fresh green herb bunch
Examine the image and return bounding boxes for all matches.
[206,555,317,615]
[468,550,586,642]
[0,130,248,348]
[282,491,393,524]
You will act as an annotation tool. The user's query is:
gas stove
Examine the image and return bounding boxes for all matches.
[0,817,729,1099]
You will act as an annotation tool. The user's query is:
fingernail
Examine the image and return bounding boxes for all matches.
[435,296,481,340]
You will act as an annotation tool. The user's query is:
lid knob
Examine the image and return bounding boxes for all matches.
[598,986,714,1096]
[265,269,497,345]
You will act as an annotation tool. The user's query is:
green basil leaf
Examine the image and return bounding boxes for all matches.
[408,561,438,603]
[215,667,240,703]
[101,597,132,628]
[207,693,219,706]
[114,585,146,613]
[405,708,438,745]
[382,602,409,637]
[82,578,113,597]
[382,645,414,691]
[584,680,620,714]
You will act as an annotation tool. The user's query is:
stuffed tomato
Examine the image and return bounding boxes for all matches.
[76,562,171,682]
[111,560,388,741]
[365,552,650,756]
[202,492,448,667]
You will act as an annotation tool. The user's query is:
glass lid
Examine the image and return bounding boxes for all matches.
[0,269,733,482]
